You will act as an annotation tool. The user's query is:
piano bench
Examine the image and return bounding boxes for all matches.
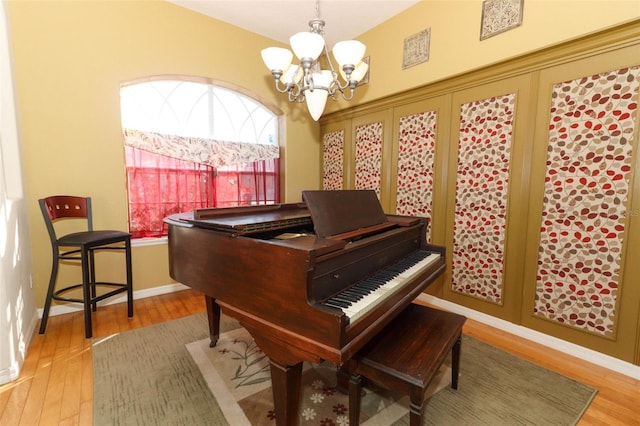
[348,304,466,426]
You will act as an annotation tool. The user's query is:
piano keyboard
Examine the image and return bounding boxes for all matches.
[323,250,441,323]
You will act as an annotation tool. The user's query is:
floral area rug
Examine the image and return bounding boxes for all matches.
[186,327,451,426]
[95,312,596,425]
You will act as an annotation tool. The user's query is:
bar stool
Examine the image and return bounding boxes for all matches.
[38,195,133,338]
[348,304,466,425]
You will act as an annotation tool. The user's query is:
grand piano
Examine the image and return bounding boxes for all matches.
[165,190,446,425]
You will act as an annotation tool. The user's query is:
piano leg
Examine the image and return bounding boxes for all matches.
[215,302,311,425]
[205,295,220,347]
[269,360,303,426]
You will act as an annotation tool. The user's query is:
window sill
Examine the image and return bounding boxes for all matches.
[131,236,168,247]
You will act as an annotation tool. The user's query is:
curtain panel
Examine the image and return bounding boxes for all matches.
[123,128,280,168]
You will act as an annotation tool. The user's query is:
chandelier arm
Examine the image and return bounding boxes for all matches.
[322,47,341,90]
[273,79,294,94]
[341,88,356,101]
[332,78,352,93]
[287,84,304,102]
[323,47,337,74]
[326,80,340,97]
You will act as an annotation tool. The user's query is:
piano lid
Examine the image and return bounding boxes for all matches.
[184,203,312,234]
[302,190,390,239]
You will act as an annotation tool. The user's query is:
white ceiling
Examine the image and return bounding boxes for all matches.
[168,0,421,47]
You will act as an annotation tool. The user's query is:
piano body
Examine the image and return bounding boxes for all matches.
[165,190,446,426]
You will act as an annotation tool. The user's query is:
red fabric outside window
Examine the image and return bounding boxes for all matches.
[125,146,280,238]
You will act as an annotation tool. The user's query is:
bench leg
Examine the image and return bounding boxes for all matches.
[451,334,462,390]
[409,393,424,426]
[336,364,350,394]
[349,374,362,425]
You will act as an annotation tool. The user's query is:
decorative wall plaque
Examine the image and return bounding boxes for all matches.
[480,0,524,40]
[402,28,430,69]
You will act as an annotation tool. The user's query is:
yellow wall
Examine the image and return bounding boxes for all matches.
[6,0,320,308]
[326,0,640,113]
[7,0,640,309]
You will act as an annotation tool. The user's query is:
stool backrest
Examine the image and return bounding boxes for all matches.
[39,196,94,241]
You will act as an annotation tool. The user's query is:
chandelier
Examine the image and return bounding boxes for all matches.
[260,0,368,121]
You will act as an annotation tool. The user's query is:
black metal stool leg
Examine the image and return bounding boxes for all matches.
[39,249,59,334]
[125,238,133,318]
[89,248,97,312]
[81,247,93,338]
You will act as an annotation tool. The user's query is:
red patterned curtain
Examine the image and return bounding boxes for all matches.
[125,146,280,238]
[215,158,280,208]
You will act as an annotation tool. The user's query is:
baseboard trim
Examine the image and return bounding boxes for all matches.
[417,294,640,380]
[36,284,639,380]
[0,311,38,385]
[0,363,20,386]
[36,282,190,318]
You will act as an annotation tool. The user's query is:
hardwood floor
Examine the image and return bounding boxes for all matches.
[1,289,638,425]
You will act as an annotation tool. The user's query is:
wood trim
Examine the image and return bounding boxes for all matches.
[320,18,640,363]
[320,19,640,125]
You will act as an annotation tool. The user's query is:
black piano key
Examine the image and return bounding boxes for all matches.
[333,295,356,304]
[325,302,348,310]
[367,276,392,284]
[326,299,350,308]
[343,292,367,303]
[354,281,382,291]
[340,293,360,302]
[344,287,368,296]
[355,284,377,292]
[347,287,371,296]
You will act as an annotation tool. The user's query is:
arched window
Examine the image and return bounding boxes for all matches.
[120,77,281,238]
